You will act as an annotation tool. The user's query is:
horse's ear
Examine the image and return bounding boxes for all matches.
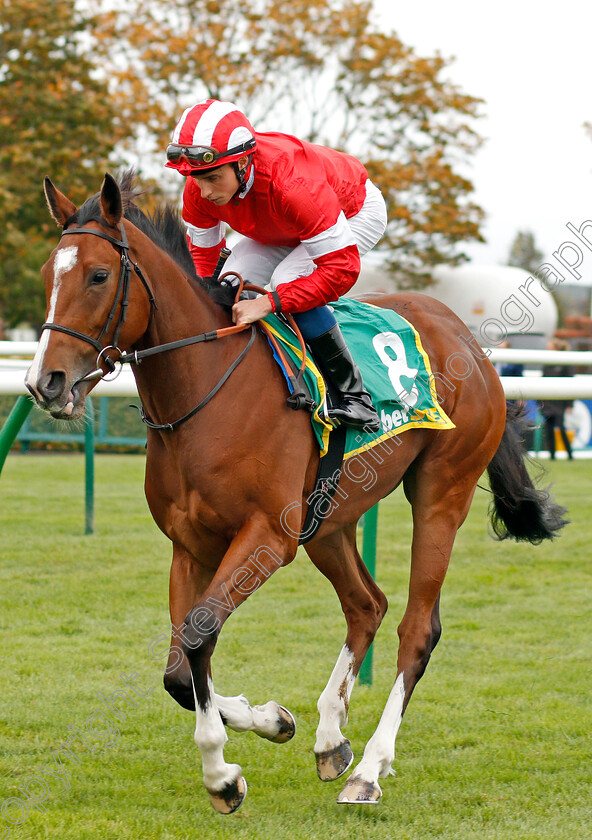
[100,173,122,227]
[44,176,77,226]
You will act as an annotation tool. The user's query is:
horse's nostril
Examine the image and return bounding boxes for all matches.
[39,370,66,402]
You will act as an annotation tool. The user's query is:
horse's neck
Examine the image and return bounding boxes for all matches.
[130,243,236,422]
[145,258,225,347]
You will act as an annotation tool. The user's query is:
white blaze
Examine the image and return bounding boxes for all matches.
[26,245,78,387]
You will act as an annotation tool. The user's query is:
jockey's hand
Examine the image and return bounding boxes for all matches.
[232,295,273,326]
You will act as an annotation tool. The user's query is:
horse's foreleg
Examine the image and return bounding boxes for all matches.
[215,693,295,742]
[165,545,295,740]
[305,525,388,782]
[181,519,296,814]
[188,671,246,814]
[337,474,476,804]
[163,543,218,711]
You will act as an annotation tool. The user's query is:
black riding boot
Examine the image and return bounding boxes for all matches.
[308,324,381,432]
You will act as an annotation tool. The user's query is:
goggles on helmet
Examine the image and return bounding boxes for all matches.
[166,138,256,168]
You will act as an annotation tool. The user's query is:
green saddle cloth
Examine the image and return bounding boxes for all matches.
[262,297,454,459]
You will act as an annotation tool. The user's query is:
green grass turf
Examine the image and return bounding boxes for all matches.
[0,453,590,839]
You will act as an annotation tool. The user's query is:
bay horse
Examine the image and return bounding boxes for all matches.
[25,172,566,813]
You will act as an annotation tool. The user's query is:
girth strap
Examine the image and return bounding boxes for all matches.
[299,424,347,544]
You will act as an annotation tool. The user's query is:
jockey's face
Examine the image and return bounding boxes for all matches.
[189,156,249,205]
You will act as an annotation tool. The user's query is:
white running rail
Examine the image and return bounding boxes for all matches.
[0,343,591,399]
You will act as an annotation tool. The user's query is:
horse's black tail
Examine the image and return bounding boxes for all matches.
[486,402,568,544]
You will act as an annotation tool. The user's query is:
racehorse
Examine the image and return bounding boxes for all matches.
[25,172,566,813]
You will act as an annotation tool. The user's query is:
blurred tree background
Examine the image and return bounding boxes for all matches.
[0,0,485,332]
[505,229,585,329]
[507,230,543,274]
[0,0,128,329]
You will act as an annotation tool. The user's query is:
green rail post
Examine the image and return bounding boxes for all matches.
[98,396,109,440]
[358,503,379,686]
[84,397,95,535]
[0,396,34,476]
[533,407,543,455]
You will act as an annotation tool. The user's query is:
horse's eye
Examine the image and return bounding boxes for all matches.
[90,270,110,285]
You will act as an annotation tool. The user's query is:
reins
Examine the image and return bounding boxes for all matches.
[40,220,309,431]
[118,321,249,366]
[133,325,257,431]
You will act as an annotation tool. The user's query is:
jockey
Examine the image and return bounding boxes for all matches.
[165,98,387,431]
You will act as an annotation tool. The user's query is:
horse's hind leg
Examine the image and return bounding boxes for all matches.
[305,524,388,781]
[337,465,477,804]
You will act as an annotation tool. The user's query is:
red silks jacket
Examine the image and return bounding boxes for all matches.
[181,132,368,313]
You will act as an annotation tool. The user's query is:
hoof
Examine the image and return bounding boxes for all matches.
[207,776,248,814]
[265,704,296,744]
[337,775,381,804]
[315,740,354,781]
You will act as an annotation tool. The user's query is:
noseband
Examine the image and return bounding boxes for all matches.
[41,222,156,373]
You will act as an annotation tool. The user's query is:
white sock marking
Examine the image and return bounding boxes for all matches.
[315,645,356,752]
[192,675,241,793]
[351,672,406,781]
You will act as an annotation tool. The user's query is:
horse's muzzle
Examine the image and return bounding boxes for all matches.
[33,369,67,405]
[25,367,86,419]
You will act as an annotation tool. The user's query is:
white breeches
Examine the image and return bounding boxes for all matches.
[223,180,387,291]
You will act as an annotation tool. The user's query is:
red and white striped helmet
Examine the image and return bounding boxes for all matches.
[165,99,256,175]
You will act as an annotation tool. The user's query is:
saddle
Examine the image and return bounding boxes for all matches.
[258,297,456,543]
[209,268,454,542]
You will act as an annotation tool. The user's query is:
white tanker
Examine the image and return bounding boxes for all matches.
[355,259,558,349]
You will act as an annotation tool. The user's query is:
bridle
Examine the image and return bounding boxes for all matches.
[42,222,156,374]
[40,221,256,430]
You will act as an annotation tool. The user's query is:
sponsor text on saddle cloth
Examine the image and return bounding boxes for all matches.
[263,297,455,459]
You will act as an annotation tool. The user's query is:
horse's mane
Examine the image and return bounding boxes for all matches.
[69,169,235,309]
